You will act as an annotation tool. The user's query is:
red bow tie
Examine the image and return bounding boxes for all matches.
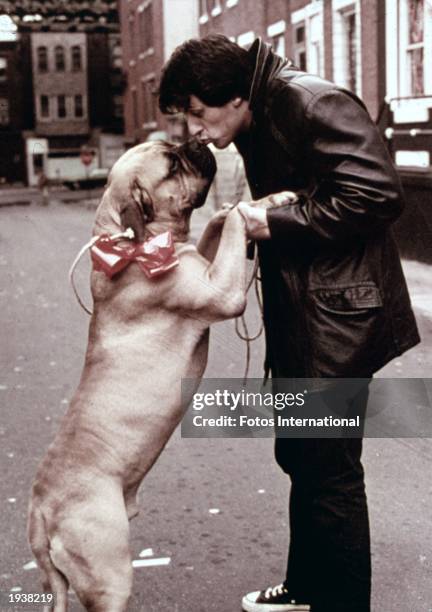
[91,231,179,279]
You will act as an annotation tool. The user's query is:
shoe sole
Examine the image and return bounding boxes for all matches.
[242,596,310,612]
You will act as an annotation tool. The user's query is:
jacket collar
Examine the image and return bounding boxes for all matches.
[247,37,288,113]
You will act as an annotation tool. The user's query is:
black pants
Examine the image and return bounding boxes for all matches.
[274,385,371,612]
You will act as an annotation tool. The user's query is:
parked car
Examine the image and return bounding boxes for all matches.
[64,168,109,190]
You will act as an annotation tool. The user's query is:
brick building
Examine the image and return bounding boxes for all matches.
[197,0,386,121]
[22,21,126,187]
[118,0,431,258]
[120,0,430,139]
[0,16,33,184]
[119,0,199,144]
[119,0,388,136]
[1,1,126,185]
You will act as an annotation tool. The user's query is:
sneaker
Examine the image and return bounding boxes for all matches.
[242,583,310,611]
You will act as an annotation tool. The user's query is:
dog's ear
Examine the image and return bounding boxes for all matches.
[119,179,154,241]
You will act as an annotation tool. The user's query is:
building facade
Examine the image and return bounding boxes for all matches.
[1,2,126,185]
[22,22,126,187]
[381,0,432,262]
[0,18,33,184]
[197,0,386,121]
[119,0,199,144]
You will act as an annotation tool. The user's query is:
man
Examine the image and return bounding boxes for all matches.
[158,35,420,612]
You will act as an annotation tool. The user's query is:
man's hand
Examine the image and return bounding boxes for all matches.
[236,191,298,240]
[237,202,270,240]
[250,191,298,210]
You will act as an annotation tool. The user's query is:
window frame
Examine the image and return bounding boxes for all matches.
[40,94,50,118]
[74,94,84,118]
[57,94,67,119]
[332,0,362,96]
[401,0,428,96]
[54,45,66,72]
[291,1,325,77]
[71,45,82,72]
[37,46,48,72]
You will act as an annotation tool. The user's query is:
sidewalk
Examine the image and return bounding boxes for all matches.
[402,259,432,317]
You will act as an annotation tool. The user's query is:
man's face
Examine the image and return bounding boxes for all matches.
[185,95,251,149]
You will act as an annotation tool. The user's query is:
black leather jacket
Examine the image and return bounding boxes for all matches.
[235,39,420,377]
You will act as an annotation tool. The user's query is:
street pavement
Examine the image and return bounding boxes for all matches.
[0,194,431,611]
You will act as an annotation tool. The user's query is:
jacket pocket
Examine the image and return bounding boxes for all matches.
[311,283,382,316]
[307,282,387,376]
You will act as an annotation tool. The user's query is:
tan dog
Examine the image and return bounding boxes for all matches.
[28,140,247,611]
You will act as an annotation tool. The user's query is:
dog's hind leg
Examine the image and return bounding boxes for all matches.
[28,505,69,612]
[49,494,133,612]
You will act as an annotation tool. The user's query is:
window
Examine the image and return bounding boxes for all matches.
[74,95,84,118]
[37,46,48,72]
[0,97,9,125]
[142,78,157,124]
[268,21,286,59]
[332,1,361,95]
[71,46,82,71]
[55,46,65,71]
[309,13,323,76]
[294,25,307,70]
[386,0,432,124]
[40,95,49,118]
[113,94,123,118]
[0,57,7,82]
[139,2,153,51]
[406,0,425,95]
[291,2,324,77]
[386,0,432,99]
[345,11,357,92]
[138,2,154,53]
[57,95,66,118]
[129,14,136,58]
[272,34,285,59]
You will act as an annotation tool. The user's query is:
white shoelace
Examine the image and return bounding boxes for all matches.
[264,583,288,599]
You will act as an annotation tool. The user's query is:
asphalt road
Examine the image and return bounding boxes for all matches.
[1,199,431,611]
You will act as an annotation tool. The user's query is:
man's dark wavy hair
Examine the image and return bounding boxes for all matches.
[158,35,253,114]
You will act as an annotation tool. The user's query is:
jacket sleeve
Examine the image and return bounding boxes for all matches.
[267,88,405,242]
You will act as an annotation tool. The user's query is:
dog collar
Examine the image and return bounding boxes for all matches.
[69,228,179,315]
[90,231,179,279]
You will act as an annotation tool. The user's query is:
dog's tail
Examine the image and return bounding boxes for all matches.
[28,503,69,612]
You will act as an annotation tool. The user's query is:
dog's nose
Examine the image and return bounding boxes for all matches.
[178,140,217,181]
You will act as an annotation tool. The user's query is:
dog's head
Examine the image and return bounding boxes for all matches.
[96,140,216,241]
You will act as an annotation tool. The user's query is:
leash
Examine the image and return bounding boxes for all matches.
[69,228,135,316]
[69,211,265,386]
[220,200,265,386]
[235,253,264,386]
